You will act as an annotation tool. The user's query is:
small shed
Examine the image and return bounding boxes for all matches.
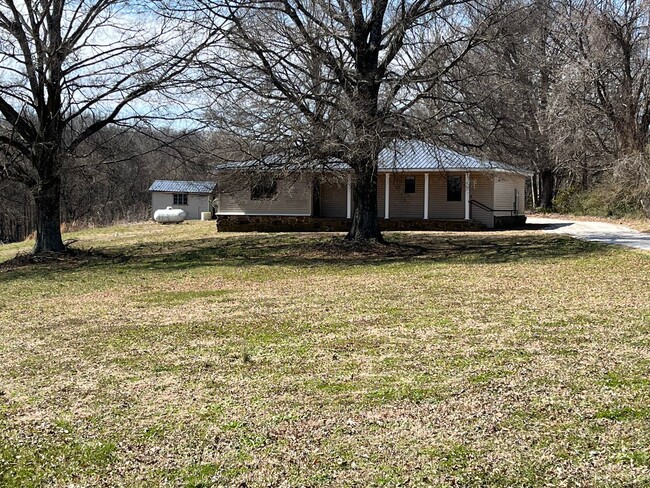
[149,180,217,220]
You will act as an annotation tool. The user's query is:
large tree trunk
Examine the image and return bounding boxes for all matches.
[346,163,383,242]
[33,173,66,254]
[538,168,554,210]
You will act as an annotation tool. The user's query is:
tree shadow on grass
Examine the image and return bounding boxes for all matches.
[0,229,616,282]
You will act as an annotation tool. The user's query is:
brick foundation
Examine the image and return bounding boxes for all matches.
[215,215,488,232]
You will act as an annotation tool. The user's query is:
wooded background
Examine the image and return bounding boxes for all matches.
[0,129,214,242]
[2,0,650,244]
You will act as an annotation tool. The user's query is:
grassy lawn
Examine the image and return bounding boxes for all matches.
[1,221,649,486]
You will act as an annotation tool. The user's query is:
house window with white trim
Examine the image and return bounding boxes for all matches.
[173,193,188,205]
[251,177,277,200]
[404,176,416,194]
[447,176,462,201]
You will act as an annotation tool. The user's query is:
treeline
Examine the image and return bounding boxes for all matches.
[0,128,214,243]
[2,0,650,247]
[451,0,650,216]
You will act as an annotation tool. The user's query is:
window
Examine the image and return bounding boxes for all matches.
[404,176,416,194]
[447,175,462,201]
[251,177,277,200]
[173,193,188,205]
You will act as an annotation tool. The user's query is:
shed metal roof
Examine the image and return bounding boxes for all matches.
[148,180,217,194]
[215,141,532,176]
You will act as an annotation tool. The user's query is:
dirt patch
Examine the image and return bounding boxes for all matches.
[528,212,650,233]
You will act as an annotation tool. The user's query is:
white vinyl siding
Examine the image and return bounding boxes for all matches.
[320,182,348,218]
[428,173,465,220]
[469,174,494,227]
[217,176,312,216]
[493,175,526,216]
[151,193,211,220]
[386,174,425,218]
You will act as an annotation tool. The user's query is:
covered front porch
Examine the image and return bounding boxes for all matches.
[317,171,499,228]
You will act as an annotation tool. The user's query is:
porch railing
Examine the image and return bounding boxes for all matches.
[469,199,518,219]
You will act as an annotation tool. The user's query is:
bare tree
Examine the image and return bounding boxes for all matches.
[190,0,502,241]
[577,0,650,156]
[0,126,216,243]
[455,0,570,208]
[552,0,650,213]
[0,0,212,253]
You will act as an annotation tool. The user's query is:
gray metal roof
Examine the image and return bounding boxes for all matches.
[214,141,532,176]
[378,141,531,175]
[148,180,217,194]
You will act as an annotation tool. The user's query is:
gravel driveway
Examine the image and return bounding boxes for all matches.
[527,217,650,251]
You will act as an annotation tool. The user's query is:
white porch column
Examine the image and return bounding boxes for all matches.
[384,173,390,219]
[346,173,352,219]
[423,173,429,219]
[464,172,471,220]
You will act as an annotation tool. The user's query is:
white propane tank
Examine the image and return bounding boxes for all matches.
[154,206,186,223]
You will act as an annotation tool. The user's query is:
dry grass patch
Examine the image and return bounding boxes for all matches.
[1,221,649,486]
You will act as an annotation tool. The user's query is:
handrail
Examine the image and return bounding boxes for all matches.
[469,199,517,217]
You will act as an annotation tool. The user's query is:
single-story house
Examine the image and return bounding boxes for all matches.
[149,180,217,220]
[213,141,532,230]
